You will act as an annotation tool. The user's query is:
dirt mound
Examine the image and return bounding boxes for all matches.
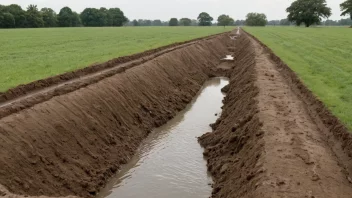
[0,33,225,104]
[199,32,264,197]
[0,33,228,120]
[199,30,352,197]
[246,29,352,174]
[3,28,352,198]
[0,34,230,197]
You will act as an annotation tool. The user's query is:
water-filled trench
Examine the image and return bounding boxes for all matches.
[98,77,229,198]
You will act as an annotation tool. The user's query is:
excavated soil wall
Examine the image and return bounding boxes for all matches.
[199,32,265,197]
[199,30,352,197]
[3,29,352,198]
[0,33,230,197]
[0,33,227,119]
[246,31,352,163]
[0,33,225,103]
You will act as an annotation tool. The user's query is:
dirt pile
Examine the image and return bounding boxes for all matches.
[3,28,352,198]
[199,30,352,197]
[199,32,265,197]
[0,33,225,103]
[0,33,230,197]
[0,33,228,119]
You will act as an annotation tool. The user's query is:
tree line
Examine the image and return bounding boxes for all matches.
[0,5,238,28]
[246,0,352,27]
[167,13,235,27]
[130,13,235,27]
[268,18,352,26]
[0,4,128,28]
[1,0,351,28]
[323,18,352,26]
[0,5,236,28]
[0,5,268,28]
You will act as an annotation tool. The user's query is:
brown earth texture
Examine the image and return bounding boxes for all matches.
[1,29,352,198]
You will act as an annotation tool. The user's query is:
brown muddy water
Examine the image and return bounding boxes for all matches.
[97,77,229,198]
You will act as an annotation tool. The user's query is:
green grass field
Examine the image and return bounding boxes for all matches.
[244,27,352,130]
[0,26,232,92]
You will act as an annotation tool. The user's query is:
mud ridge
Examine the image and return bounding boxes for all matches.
[0,32,226,104]
[199,29,352,197]
[0,33,231,197]
[244,29,352,181]
[199,32,264,197]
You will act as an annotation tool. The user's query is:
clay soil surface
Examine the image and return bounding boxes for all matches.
[2,28,352,198]
[0,32,231,197]
[199,30,352,198]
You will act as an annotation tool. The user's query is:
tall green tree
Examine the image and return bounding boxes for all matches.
[340,0,352,20]
[145,20,152,26]
[5,4,26,27]
[41,8,57,27]
[80,7,127,27]
[197,12,213,26]
[217,14,234,27]
[152,19,162,26]
[57,7,75,27]
[169,18,178,26]
[132,19,139,26]
[108,8,128,26]
[286,0,331,27]
[26,4,44,28]
[245,13,267,26]
[80,8,104,26]
[72,12,81,27]
[179,18,192,26]
[0,12,15,28]
[99,7,109,26]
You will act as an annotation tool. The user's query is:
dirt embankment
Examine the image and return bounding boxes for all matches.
[0,33,227,119]
[199,32,263,197]
[199,30,352,197]
[0,32,225,104]
[0,33,231,197]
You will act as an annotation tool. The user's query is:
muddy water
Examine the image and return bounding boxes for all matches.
[98,77,229,198]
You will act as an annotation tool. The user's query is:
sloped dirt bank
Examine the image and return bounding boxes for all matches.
[0,32,226,103]
[0,33,228,119]
[0,33,231,197]
[199,32,263,197]
[199,31,352,197]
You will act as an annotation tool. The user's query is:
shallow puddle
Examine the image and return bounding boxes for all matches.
[98,77,229,198]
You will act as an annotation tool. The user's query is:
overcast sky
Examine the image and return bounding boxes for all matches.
[0,0,346,21]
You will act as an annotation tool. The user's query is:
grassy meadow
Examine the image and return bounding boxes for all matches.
[0,26,232,92]
[244,26,352,130]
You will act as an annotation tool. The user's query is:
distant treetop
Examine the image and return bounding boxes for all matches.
[217,14,234,27]
[286,0,332,27]
[169,18,178,26]
[179,18,192,26]
[245,13,267,26]
[197,12,213,26]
